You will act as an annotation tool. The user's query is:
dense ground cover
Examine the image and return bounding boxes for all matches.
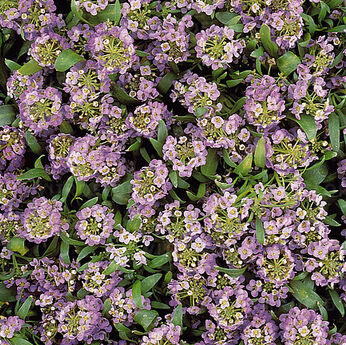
[0,0,345,344]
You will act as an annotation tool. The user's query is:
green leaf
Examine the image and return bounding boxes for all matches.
[226,79,243,87]
[301,13,317,34]
[338,199,346,216]
[196,107,207,117]
[126,214,141,232]
[60,234,84,248]
[201,149,218,177]
[169,170,178,188]
[151,301,170,309]
[328,0,343,9]
[215,265,247,277]
[34,154,45,169]
[55,49,84,72]
[318,1,330,23]
[259,24,278,57]
[254,137,266,168]
[150,138,163,156]
[141,273,162,294]
[0,283,16,302]
[292,271,309,281]
[17,168,51,182]
[71,0,92,24]
[303,164,328,187]
[215,180,233,190]
[25,131,42,155]
[79,197,99,210]
[229,97,247,115]
[132,280,143,308]
[60,241,71,264]
[149,253,170,269]
[127,138,141,152]
[84,3,122,24]
[61,176,74,203]
[77,246,98,262]
[177,176,190,189]
[18,59,43,75]
[223,149,237,168]
[318,302,328,321]
[323,215,341,227]
[5,59,21,72]
[328,113,340,152]
[255,218,265,245]
[157,120,168,144]
[140,147,151,163]
[288,114,317,141]
[215,12,239,25]
[290,280,324,309]
[115,323,132,341]
[42,236,59,257]
[9,338,34,345]
[114,0,121,24]
[60,120,74,134]
[172,304,183,328]
[103,260,119,275]
[186,183,206,201]
[0,105,16,126]
[250,46,264,58]
[234,153,253,176]
[277,51,301,76]
[111,82,140,104]
[7,237,29,256]
[157,72,176,94]
[16,296,33,319]
[111,180,132,205]
[329,289,345,317]
[134,310,158,331]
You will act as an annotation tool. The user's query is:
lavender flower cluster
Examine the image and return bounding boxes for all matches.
[0,0,345,344]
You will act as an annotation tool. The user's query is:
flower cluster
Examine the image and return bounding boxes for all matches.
[19,87,66,136]
[0,126,26,172]
[0,0,345,344]
[195,25,244,70]
[163,134,207,177]
[21,197,69,243]
[131,159,172,207]
[75,204,115,246]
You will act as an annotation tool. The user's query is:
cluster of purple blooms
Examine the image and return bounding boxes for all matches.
[0,0,345,344]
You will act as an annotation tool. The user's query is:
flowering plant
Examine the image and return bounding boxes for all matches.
[0,0,345,344]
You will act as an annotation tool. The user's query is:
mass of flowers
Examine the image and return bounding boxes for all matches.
[0,0,345,344]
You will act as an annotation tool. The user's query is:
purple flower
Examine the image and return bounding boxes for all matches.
[195,25,244,70]
[47,134,75,179]
[57,295,111,343]
[127,101,172,138]
[7,70,44,101]
[89,23,136,75]
[131,159,172,207]
[208,287,252,331]
[141,323,182,344]
[75,204,115,246]
[19,87,66,136]
[75,0,110,15]
[244,75,286,130]
[21,197,69,244]
[0,316,25,339]
[0,172,40,211]
[163,134,207,177]
[279,307,329,345]
[29,30,70,68]
[67,133,126,187]
[0,126,26,172]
